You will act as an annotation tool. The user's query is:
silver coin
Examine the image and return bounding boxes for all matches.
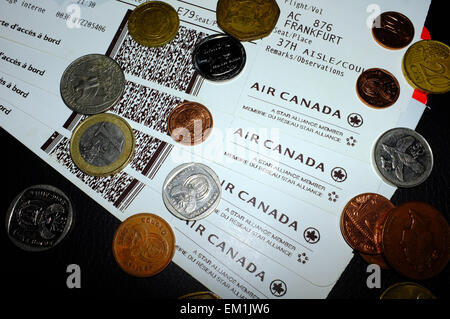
[60,54,125,115]
[162,163,221,220]
[79,121,125,167]
[6,185,74,252]
[373,127,433,188]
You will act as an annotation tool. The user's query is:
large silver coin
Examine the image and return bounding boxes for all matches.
[373,128,433,188]
[6,185,74,252]
[60,54,125,115]
[162,163,221,220]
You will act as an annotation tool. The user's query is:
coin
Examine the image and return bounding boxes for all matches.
[162,163,221,220]
[373,127,433,188]
[359,252,390,270]
[60,54,125,115]
[6,185,74,252]
[340,193,394,254]
[70,113,135,177]
[216,0,280,41]
[112,213,175,277]
[128,1,180,47]
[192,34,246,81]
[167,102,213,146]
[356,68,400,108]
[179,291,221,299]
[372,12,414,50]
[402,40,450,94]
[380,282,436,299]
[382,202,450,280]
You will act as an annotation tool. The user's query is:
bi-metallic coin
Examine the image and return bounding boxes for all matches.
[372,11,414,50]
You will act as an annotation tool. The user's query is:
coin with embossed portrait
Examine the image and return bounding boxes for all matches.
[162,163,221,220]
[6,185,74,252]
[112,213,175,277]
[356,68,400,108]
[70,113,135,177]
[60,54,125,115]
[373,127,433,188]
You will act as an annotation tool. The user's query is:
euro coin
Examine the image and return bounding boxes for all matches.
[70,113,135,177]
[382,202,450,280]
[128,1,180,47]
[372,11,414,50]
[112,213,175,277]
[6,185,74,252]
[356,68,400,108]
[380,282,436,299]
[402,40,450,93]
[60,54,125,115]
[216,0,280,41]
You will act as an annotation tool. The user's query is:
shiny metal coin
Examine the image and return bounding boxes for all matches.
[373,128,433,188]
[60,54,125,115]
[192,34,246,81]
[380,282,436,299]
[162,163,221,220]
[6,185,74,252]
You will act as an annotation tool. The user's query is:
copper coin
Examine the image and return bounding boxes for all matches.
[112,213,175,277]
[359,252,390,270]
[167,102,213,146]
[372,11,414,50]
[382,202,450,280]
[356,68,400,108]
[340,193,394,254]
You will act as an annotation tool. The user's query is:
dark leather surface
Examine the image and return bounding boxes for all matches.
[1,0,448,301]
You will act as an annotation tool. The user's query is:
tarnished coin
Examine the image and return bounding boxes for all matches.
[372,12,414,50]
[356,68,400,108]
[70,113,135,177]
[6,185,74,252]
[179,291,221,299]
[128,1,179,47]
[167,102,213,146]
[60,54,125,115]
[192,34,246,81]
[382,202,450,280]
[216,0,280,41]
[340,193,394,254]
[402,40,450,94]
[380,282,436,299]
[162,163,221,220]
[373,128,433,188]
[112,213,175,277]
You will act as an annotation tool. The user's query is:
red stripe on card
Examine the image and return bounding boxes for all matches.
[421,26,431,40]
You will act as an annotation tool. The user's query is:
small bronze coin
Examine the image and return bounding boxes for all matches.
[382,202,450,280]
[167,102,213,146]
[340,193,394,255]
[380,282,436,299]
[356,68,400,108]
[372,11,414,50]
[216,0,280,41]
[112,213,175,277]
[128,1,180,47]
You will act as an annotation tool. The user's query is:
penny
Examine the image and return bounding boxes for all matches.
[60,54,125,115]
[340,193,394,254]
[382,202,450,280]
[70,113,135,177]
[359,252,390,270]
[128,1,179,47]
[112,213,175,277]
[373,127,433,188]
[216,0,280,41]
[356,68,400,108]
[192,34,246,81]
[380,282,436,299]
[179,291,221,299]
[372,12,414,50]
[402,40,450,94]
[6,185,74,252]
[167,102,213,146]
[162,163,221,221]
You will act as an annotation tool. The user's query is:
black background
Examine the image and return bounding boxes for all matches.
[1,0,448,309]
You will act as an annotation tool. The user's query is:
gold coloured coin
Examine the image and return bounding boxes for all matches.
[178,291,221,299]
[380,282,436,299]
[216,0,280,41]
[70,113,135,177]
[128,1,180,47]
[402,40,450,94]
